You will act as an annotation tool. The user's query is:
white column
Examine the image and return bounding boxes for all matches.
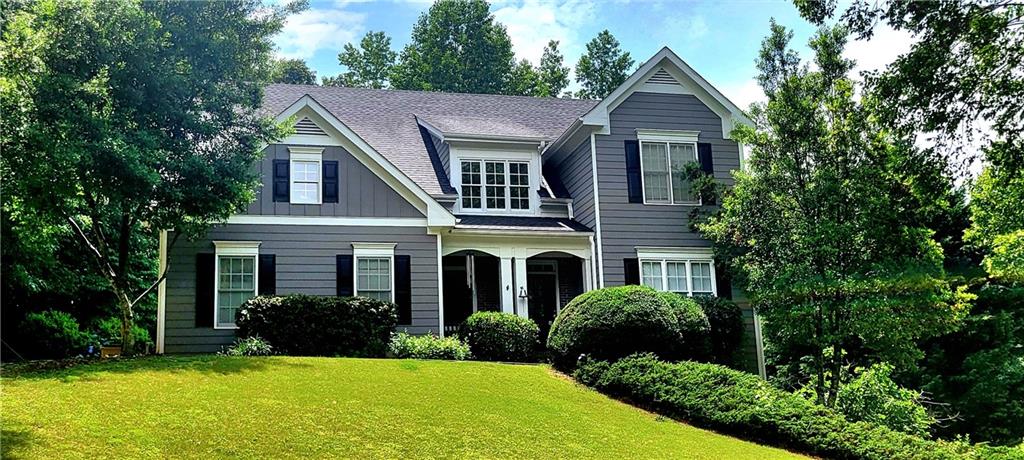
[514,257,529,319]
[500,257,514,314]
[582,257,593,292]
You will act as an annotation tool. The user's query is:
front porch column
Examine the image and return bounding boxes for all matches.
[500,257,514,314]
[583,257,593,292]
[514,257,529,319]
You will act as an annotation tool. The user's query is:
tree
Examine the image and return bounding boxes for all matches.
[575,30,634,99]
[391,0,515,94]
[965,166,1024,282]
[269,58,316,85]
[334,31,396,89]
[538,40,570,97]
[700,22,970,406]
[507,59,544,97]
[0,0,294,353]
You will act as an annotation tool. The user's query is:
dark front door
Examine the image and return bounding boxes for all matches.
[527,265,559,338]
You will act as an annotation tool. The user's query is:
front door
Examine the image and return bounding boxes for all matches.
[527,261,559,338]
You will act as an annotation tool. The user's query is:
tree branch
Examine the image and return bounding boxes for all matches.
[128,231,181,307]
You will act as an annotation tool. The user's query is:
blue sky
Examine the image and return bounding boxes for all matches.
[273,0,911,107]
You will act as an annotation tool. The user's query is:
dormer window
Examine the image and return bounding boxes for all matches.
[460,159,530,211]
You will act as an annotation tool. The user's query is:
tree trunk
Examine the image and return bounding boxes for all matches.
[114,288,137,354]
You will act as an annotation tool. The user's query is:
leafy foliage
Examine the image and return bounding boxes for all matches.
[328,31,397,89]
[16,310,89,360]
[693,296,745,366]
[507,59,546,97]
[701,22,971,405]
[656,292,711,360]
[236,295,397,357]
[388,332,471,360]
[575,354,1019,460]
[574,30,634,99]
[221,336,275,357]
[538,40,571,97]
[458,311,539,362]
[92,316,151,349]
[269,58,317,85]
[966,167,1024,283]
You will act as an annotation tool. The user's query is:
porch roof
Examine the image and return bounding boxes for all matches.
[453,215,592,233]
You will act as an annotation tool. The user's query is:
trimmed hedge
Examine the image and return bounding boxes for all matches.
[576,354,1021,460]
[237,295,396,357]
[547,285,683,370]
[694,296,744,365]
[658,292,711,360]
[459,312,539,362]
[389,332,472,360]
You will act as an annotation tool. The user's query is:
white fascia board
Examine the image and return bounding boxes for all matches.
[275,95,456,227]
[636,129,701,143]
[225,215,429,227]
[352,242,397,257]
[635,246,713,260]
[214,240,261,256]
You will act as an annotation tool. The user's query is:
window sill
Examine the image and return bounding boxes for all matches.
[641,201,702,207]
[213,325,240,330]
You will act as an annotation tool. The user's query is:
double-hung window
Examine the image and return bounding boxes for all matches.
[213,241,260,329]
[353,243,396,302]
[289,149,322,204]
[637,248,716,297]
[460,159,530,211]
[638,129,701,205]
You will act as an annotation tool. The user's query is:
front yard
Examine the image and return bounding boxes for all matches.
[1,356,802,459]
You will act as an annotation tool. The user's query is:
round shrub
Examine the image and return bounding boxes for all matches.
[18,310,89,360]
[236,294,396,357]
[458,312,539,362]
[657,292,711,360]
[547,285,683,370]
[388,332,472,360]
[694,296,744,365]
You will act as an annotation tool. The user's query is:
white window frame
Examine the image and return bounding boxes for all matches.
[458,159,531,212]
[352,242,396,303]
[213,241,261,330]
[635,246,717,297]
[288,146,323,205]
[636,129,702,206]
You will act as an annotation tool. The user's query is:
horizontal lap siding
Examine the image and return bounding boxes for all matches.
[164,224,439,353]
[596,92,741,286]
[244,144,424,218]
[556,139,596,229]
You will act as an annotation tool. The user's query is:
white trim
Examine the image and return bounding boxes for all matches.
[213,241,261,330]
[287,146,325,156]
[636,129,700,144]
[639,140,701,206]
[635,246,716,296]
[288,148,323,205]
[156,230,167,354]
[213,240,261,256]
[435,233,445,337]
[455,158,533,214]
[635,246,713,260]
[590,132,605,288]
[754,309,767,379]
[353,243,396,302]
[225,215,428,227]
[352,242,397,256]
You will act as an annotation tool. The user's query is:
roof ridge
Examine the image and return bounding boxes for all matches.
[265,83,599,104]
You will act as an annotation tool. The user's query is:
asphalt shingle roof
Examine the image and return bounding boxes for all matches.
[262,84,599,195]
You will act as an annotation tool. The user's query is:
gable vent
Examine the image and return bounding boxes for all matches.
[294,117,327,136]
[646,68,679,85]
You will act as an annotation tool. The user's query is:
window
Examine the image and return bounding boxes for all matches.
[636,248,716,297]
[640,140,698,204]
[289,149,322,204]
[460,159,530,211]
[213,241,260,329]
[352,242,396,303]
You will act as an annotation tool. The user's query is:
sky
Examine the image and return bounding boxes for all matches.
[273,0,914,109]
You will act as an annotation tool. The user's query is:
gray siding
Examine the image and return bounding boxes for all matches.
[164,224,439,353]
[433,134,450,179]
[554,139,596,229]
[245,144,424,218]
[595,92,740,285]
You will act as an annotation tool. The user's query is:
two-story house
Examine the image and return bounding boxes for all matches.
[156,47,766,374]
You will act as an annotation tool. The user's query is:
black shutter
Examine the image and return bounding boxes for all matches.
[395,255,412,325]
[625,140,643,203]
[716,263,733,300]
[697,143,714,175]
[624,258,640,285]
[272,160,289,202]
[322,160,339,203]
[337,254,353,296]
[195,253,215,327]
[258,254,276,296]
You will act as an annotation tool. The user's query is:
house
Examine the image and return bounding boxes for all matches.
[155,47,766,375]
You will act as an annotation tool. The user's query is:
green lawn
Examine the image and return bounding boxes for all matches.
[2,356,803,459]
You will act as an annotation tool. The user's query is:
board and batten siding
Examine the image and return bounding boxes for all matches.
[164,224,439,354]
[554,138,597,230]
[595,91,740,285]
[245,144,424,218]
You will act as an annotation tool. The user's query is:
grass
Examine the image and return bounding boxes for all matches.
[2,356,805,459]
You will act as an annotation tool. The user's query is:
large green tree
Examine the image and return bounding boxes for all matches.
[328,31,396,89]
[391,0,515,94]
[700,21,970,406]
[538,40,570,97]
[269,58,317,85]
[0,0,294,352]
[574,30,634,99]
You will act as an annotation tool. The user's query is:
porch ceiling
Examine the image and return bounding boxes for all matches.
[453,215,592,233]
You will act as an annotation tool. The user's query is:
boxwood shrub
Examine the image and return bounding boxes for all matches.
[576,354,1021,460]
[389,332,472,360]
[459,311,539,362]
[657,292,711,360]
[694,295,744,365]
[547,285,683,370]
[237,294,396,357]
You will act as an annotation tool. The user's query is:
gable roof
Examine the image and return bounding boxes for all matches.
[262,85,597,195]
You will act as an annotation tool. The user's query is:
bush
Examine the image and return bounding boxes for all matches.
[459,312,539,362]
[694,296,744,365]
[91,316,152,350]
[657,292,711,360]
[835,363,936,437]
[222,336,274,356]
[236,294,396,357]
[17,310,89,360]
[575,354,1019,460]
[547,285,682,370]
[389,332,472,360]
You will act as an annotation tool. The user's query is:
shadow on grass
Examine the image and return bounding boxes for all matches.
[1,355,313,381]
[1,427,37,459]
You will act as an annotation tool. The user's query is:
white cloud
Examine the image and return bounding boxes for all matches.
[274,1,366,60]
[844,24,914,76]
[492,0,596,65]
[720,78,765,111]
